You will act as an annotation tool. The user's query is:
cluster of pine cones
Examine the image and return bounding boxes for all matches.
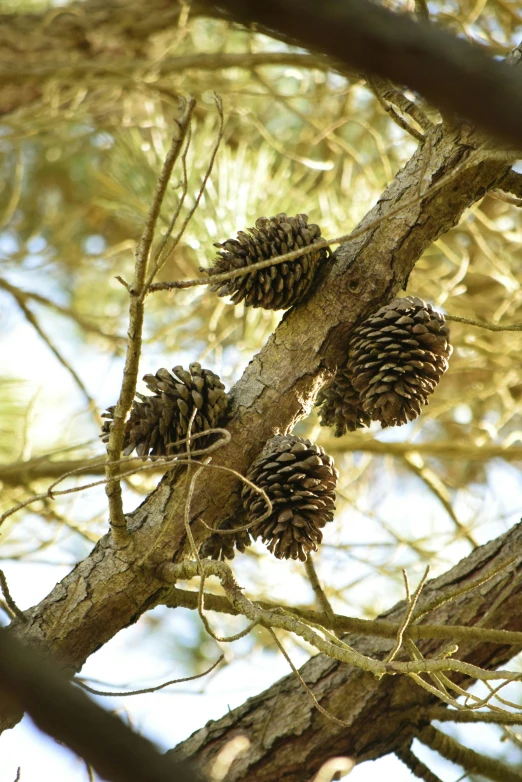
[101,213,452,562]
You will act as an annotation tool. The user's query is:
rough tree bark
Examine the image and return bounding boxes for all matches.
[3,2,522,779]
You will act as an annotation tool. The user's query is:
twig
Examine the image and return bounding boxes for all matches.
[489,189,522,207]
[369,77,426,142]
[305,554,335,624]
[402,453,478,548]
[396,744,443,782]
[0,569,27,623]
[163,586,522,647]
[6,437,522,486]
[147,93,224,286]
[0,280,125,343]
[420,706,522,725]
[446,313,522,331]
[75,653,224,696]
[385,566,430,663]
[412,555,519,622]
[183,453,258,645]
[149,144,496,294]
[268,627,351,727]
[418,725,522,782]
[158,560,522,687]
[104,96,196,546]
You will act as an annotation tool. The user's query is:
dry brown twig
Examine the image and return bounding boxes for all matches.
[0,570,26,623]
[74,653,224,697]
[104,96,197,546]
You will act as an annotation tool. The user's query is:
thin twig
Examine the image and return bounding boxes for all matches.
[396,744,443,782]
[0,278,98,419]
[420,706,522,726]
[446,312,522,332]
[412,555,519,622]
[159,560,522,688]
[0,429,231,529]
[305,554,335,624]
[402,453,478,548]
[369,77,426,141]
[183,452,258,645]
[268,627,351,727]
[149,144,497,294]
[104,97,196,546]
[489,189,522,207]
[147,93,224,286]
[163,586,522,647]
[385,566,430,663]
[75,654,224,697]
[0,569,27,623]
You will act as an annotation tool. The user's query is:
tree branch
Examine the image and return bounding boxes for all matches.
[0,119,514,777]
[418,725,522,782]
[0,628,201,782]
[2,435,522,487]
[210,0,522,146]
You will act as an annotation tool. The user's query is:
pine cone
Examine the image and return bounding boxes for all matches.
[101,362,228,458]
[316,369,371,436]
[203,213,328,310]
[242,435,338,561]
[199,516,252,561]
[348,297,452,427]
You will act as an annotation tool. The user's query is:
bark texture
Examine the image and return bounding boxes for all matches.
[169,521,522,780]
[1,122,512,740]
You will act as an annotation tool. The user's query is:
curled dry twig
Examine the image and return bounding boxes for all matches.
[74,653,224,697]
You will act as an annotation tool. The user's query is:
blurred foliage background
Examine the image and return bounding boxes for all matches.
[2,0,522,779]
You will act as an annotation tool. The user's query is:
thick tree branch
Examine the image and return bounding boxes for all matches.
[210,0,522,146]
[0,629,201,782]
